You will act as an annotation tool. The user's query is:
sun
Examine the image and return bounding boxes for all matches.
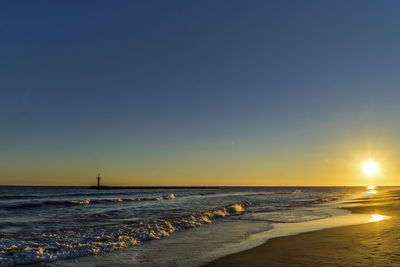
[362,160,379,176]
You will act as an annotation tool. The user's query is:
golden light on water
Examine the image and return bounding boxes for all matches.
[367,185,377,194]
[362,160,380,176]
[369,214,390,222]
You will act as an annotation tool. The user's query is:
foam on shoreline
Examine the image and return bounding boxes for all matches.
[0,202,248,267]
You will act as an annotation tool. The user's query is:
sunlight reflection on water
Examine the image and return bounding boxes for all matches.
[366,185,378,194]
[369,214,390,222]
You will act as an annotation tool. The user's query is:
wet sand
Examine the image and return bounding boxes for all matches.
[206,189,400,266]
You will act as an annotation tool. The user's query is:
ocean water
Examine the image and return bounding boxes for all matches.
[0,186,370,266]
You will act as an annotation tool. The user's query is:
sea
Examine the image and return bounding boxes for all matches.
[0,186,384,266]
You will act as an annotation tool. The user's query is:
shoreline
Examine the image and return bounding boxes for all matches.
[205,188,399,266]
[5,187,392,266]
[38,189,366,267]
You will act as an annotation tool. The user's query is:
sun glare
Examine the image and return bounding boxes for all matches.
[369,214,390,222]
[367,185,377,194]
[362,160,379,176]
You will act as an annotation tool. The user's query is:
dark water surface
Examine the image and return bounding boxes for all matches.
[0,186,374,266]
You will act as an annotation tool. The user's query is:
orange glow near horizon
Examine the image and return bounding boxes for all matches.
[0,144,397,186]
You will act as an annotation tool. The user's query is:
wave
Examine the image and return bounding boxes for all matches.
[103,193,176,203]
[0,195,40,200]
[279,189,301,195]
[1,194,176,210]
[307,196,341,204]
[68,199,91,205]
[293,196,342,207]
[2,200,90,210]
[47,191,169,198]
[0,202,249,267]
[0,191,175,201]
[198,191,276,199]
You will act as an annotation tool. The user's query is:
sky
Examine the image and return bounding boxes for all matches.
[1,0,400,186]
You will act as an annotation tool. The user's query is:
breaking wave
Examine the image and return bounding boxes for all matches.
[293,196,342,207]
[1,194,176,210]
[0,202,249,267]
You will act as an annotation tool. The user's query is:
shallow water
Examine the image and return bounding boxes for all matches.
[0,186,376,266]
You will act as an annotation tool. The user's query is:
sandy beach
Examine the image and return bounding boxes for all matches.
[206,188,400,266]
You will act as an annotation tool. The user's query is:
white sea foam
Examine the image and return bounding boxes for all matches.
[68,199,90,205]
[0,186,363,267]
[106,198,124,202]
[117,194,175,202]
[227,204,245,213]
[0,202,249,267]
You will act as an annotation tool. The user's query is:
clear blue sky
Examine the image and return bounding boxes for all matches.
[1,1,400,185]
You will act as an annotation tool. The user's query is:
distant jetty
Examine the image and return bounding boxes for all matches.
[90,173,220,190]
[88,186,221,190]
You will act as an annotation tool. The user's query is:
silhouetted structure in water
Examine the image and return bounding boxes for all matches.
[96,173,101,187]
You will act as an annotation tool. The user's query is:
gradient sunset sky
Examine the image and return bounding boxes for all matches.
[1,1,400,186]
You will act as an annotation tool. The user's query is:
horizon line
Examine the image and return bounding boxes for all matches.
[0,184,397,187]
